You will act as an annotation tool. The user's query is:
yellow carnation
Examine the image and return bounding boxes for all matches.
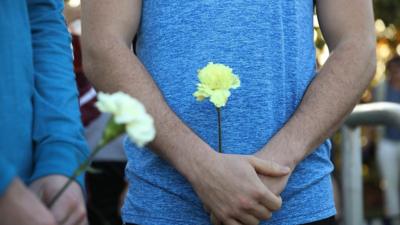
[193,62,240,108]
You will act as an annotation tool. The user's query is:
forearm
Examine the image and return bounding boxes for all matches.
[82,40,215,180]
[258,38,376,168]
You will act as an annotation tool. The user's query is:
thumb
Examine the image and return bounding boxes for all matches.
[248,156,291,177]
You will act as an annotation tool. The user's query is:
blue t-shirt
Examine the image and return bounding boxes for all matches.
[122,1,336,224]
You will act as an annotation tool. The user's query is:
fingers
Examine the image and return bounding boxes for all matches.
[247,202,272,220]
[49,186,87,225]
[225,218,244,225]
[210,205,269,225]
[258,187,283,211]
[236,214,259,225]
[248,156,290,177]
[235,199,271,224]
[28,176,88,225]
[51,198,75,224]
[61,203,87,225]
[0,178,57,225]
[197,154,285,225]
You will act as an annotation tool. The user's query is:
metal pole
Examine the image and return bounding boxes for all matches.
[345,102,400,128]
[341,102,400,225]
[341,126,363,225]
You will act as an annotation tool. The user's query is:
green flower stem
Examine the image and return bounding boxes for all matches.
[47,141,108,208]
[216,107,223,225]
[48,117,124,208]
[47,170,79,208]
[217,107,222,153]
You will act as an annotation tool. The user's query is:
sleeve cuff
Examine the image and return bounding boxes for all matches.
[0,158,17,197]
[30,142,88,191]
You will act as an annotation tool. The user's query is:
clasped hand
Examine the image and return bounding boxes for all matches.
[0,175,87,225]
[190,152,291,225]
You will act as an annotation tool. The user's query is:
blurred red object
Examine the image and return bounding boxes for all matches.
[72,33,100,126]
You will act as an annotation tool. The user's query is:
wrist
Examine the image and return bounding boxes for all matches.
[257,132,305,170]
[183,147,218,185]
[257,147,298,170]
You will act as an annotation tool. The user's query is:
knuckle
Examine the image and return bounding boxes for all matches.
[241,199,255,211]
[228,207,241,218]
[237,195,254,211]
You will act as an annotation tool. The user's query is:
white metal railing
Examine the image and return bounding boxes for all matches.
[341,102,400,225]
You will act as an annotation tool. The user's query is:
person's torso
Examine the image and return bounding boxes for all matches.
[135,0,317,153]
[0,0,35,182]
[123,1,335,224]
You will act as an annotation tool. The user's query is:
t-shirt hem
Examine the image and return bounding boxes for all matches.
[266,206,336,225]
[122,213,206,225]
[122,207,336,225]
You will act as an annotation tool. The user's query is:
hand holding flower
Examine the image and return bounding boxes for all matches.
[48,92,155,208]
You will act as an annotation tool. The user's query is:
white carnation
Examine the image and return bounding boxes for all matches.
[96,92,155,147]
[126,114,156,147]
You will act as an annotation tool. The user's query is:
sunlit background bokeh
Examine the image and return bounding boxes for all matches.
[64,0,400,93]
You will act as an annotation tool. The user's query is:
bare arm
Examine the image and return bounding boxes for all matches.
[81,1,290,224]
[81,0,211,181]
[257,0,376,169]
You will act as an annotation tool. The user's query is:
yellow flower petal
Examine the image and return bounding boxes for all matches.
[210,90,231,108]
[193,62,240,108]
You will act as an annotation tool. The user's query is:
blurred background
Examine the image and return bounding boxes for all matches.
[63,1,400,225]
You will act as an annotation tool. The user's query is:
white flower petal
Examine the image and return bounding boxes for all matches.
[96,92,156,147]
[126,115,155,147]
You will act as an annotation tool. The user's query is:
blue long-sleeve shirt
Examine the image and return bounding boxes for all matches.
[0,0,89,195]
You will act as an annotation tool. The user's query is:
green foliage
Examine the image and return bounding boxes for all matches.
[374,0,400,26]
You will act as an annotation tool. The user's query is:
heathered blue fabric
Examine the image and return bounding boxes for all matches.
[122,1,336,224]
[0,0,88,195]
